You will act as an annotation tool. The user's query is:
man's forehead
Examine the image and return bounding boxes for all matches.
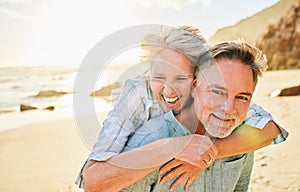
[201,58,252,78]
[198,59,255,92]
[197,63,223,81]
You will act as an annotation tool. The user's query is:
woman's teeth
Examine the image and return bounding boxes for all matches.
[163,95,179,104]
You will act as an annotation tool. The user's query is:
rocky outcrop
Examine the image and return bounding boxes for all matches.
[44,106,55,111]
[256,0,300,70]
[20,104,38,112]
[271,85,300,97]
[34,90,71,97]
[90,82,122,97]
[20,104,55,112]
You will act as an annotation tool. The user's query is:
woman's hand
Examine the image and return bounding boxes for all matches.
[159,134,218,191]
[176,134,218,167]
[159,159,204,191]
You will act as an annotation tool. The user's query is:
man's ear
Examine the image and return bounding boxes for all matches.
[191,79,197,98]
[192,79,197,88]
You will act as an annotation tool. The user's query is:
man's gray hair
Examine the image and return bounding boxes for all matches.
[141,25,209,76]
[199,39,268,86]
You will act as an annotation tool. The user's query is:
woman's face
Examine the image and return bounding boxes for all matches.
[150,48,195,113]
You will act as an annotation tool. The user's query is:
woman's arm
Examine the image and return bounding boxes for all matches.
[215,121,280,158]
[90,78,151,160]
[82,160,157,192]
[159,118,287,190]
[77,77,158,188]
[82,135,216,192]
[214,102,288,158]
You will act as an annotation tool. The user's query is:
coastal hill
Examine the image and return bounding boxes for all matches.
[208,0,297,45]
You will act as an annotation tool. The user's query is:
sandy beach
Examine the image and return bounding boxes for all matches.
[0,69,299,192]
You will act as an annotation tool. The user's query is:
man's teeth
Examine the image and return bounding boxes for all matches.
[212,113,235,121]
[163,95,179,103]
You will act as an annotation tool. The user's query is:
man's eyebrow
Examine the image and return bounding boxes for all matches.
[208,84,226,90]
[208,84,253,96]
[239,92,253,96]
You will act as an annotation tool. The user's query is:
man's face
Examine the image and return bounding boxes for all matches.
[150,48,195,113]
[193,57,255,138]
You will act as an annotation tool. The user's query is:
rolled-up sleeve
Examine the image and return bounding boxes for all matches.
[90,77,153,161]
[75,77,160,187]
[244,102,288,144]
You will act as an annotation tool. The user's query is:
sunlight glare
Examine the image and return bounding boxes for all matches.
[29,0,136,68]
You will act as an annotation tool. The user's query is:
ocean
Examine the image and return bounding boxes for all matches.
[0,66,76,112]
[0,63,149,132]
[0,65,137,132]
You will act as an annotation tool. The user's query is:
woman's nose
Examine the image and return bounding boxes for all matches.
[162,81,177,96]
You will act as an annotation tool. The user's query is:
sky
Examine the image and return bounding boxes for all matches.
[0,0,280,68]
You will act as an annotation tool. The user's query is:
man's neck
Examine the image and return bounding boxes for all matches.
[175,103,206,135]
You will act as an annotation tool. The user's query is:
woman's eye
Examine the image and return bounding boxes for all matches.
[153,76,164,80]
[176,77,188,81]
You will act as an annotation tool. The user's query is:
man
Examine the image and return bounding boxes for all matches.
[148,39,266,191]
[110,39,279,191]
[81,39,287,191]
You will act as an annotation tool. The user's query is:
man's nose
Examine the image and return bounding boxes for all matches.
[220,98,236,114]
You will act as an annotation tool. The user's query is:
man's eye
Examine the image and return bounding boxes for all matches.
[211,90,224,95]
[236,96,249,101]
